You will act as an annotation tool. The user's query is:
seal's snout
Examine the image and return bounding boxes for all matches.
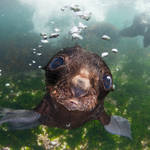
[71,75,90,97]
[72,75,90,90]
[71,67,91,97]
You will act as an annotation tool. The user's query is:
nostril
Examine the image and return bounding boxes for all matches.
[71,86,87,97]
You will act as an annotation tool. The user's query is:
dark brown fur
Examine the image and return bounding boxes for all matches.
[34,45,112,129]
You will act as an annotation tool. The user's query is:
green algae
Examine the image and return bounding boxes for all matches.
[0,45,150,150]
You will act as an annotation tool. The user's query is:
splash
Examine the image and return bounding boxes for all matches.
[17,0,150,34]
[18,0,116,33]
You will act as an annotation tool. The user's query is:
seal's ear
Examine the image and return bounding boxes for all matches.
[104,115,132,139]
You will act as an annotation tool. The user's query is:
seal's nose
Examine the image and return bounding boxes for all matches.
[71,75,91,97]
[72,75,90,90]
[71,86,87,97]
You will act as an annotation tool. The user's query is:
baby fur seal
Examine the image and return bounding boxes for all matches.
[0,45,131,139]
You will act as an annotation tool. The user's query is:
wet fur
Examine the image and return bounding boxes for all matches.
[34,45,112,128]
[0,45,113,130]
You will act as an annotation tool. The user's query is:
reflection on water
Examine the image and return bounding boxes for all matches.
[0,0,150,149]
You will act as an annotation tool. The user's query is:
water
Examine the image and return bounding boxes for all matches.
[0,0,150,149]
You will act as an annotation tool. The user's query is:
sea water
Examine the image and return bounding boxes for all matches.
[0,0,150,149]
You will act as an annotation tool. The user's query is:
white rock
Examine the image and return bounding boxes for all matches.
[101,52,109,57]
[0,69,2,72]
[5,83,10,87]
[1,147,10,150]
[33,48,36,51]
[116,68,119,71]
[112,48,118,53]
[33,51,36,54]
[51,141,57,145]
[28,63,32,66]
[113,84,116,90]
[101,34,111,40]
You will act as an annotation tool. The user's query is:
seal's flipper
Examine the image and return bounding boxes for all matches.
[104,115,132,139]
[0,108,41,130]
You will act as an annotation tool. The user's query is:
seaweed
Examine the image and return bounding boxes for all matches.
[0,41,150,150]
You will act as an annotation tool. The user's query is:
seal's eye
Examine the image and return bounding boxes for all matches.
[103,75,112,90]
[49,57,64,69]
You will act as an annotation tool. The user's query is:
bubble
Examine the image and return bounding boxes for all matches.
[32,60,36,63]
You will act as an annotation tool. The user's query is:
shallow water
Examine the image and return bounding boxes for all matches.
[0,0,150,149]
